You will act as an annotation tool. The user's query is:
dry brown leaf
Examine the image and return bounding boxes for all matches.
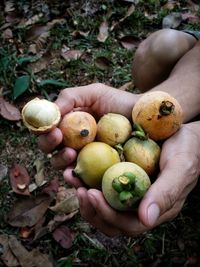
[7,194,52,227]
[110,5,135,31]
[162,1,180,10]
[0,97,21,121]
[2,28,13,39]
[97,21,109,42]
[9,163,31,196]
[8,235,53,267]
[61,48,84,61]
[33,158,46,186]
[52,225,75,249]
[0,234,19,267]
[42,177,60,197]
[118,81,134,91]
[50,187,79,214]
[26,24,49,41]
[119,35,141,50]
[95,56,111,70]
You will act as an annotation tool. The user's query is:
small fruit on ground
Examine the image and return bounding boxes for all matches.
[102,162,151,211]
[73,142,120,189]
[132,91,183,140]
[59,111,97,150]
[22,98,61,133]
[96,113,132,146]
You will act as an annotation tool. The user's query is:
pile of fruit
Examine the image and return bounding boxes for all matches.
[22,91,183,211]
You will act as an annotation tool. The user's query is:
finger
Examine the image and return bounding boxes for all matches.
[77,188,121,237]
[87,189,148,236]
[50,147,77,170]
[138,157,198,228]
[38,128,63,153]
[63,167,84,188]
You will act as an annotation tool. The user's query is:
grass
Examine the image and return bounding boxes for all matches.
[1,0,200,266]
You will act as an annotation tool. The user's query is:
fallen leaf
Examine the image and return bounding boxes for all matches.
[33,159,46,186]
[95,56,111,70]
[0,234,19,267]
[8,235,53,267]
[9,163,30,196]
[0,97,21,121]
[162,12,182,29]
[162,1,180,10]
[97,21,109,42]
[7,194,52,227]
[19,227,33,239]
[49,187,79,214]
[42,178,60,197]
[110,5,135,31]
[61,49,84,61]
[119,35,141,50]
[26,24,49,41]
[2,28,13,39]
[52,225,75,249]
[118,81,134,91]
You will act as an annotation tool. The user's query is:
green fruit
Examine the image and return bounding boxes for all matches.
[73,142,120,189]
[102,162,151,211]
[123,137,160,176]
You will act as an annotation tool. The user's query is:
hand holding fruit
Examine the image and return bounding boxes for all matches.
[29,83,200,236]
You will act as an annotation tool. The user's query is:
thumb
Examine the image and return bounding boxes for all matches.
[138,160,191,228]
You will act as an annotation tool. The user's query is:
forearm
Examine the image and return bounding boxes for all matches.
[151,41,200,122]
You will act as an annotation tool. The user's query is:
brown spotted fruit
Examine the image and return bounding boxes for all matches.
[132,91,183,141]
[59,111,97,150]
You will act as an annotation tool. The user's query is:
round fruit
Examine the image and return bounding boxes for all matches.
[59,111,97,150]
[102,162,151,211]
[132,91,183,140]
[96,113,132,146]
[73,142,120,188]
[21,98,61,133]
[123,137,160,176]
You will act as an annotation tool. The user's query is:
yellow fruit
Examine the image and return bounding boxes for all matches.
[73,142,120,188]
[96,113,132,146]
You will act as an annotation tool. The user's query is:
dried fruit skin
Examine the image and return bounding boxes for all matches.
[96,113,132,146]
[102,162,151,211]
[123,137,161,176]
[74,142,120,188]
[132,91,183,140]
[22,98,61,133]
[59,111,97,150]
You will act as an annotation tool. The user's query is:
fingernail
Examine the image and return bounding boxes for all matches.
[147,203,160,226]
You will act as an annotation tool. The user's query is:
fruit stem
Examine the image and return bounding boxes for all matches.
[80,129,89,137]
[159,101,175,116]
[112,172,136,193]
[132,123,147,140]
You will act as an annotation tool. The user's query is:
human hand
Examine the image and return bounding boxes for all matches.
[67,122,200,236]
[38,83,139,171]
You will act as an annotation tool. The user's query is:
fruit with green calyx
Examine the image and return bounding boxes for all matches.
[73,142,120,189]
[123,123,161,176]
[102,162,151,211]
